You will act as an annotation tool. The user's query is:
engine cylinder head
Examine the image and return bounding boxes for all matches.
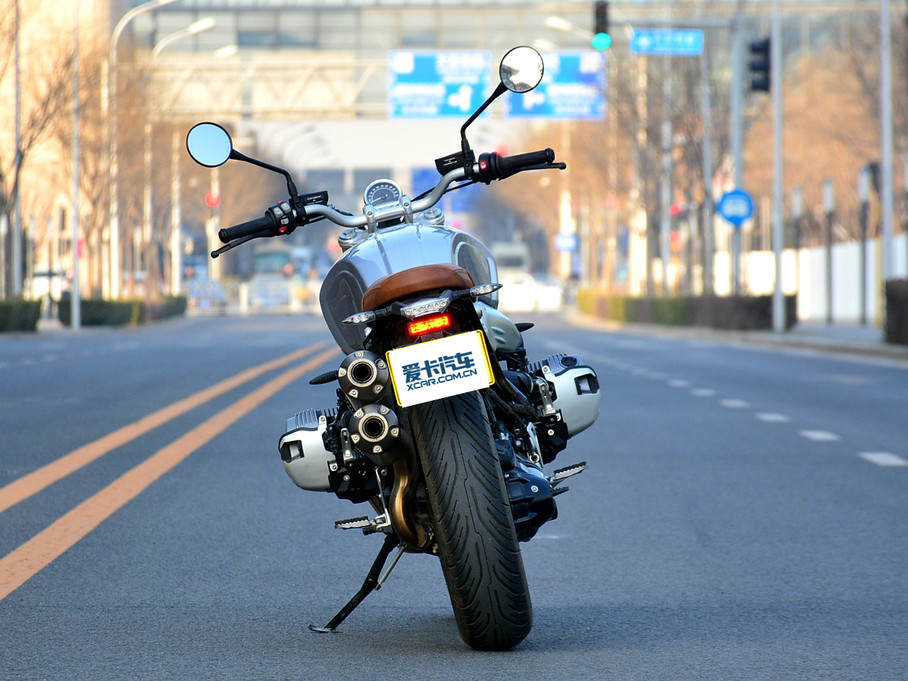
[349,404,401,464]
[279,409,337,491]
[532,354,601,437]
[338,350,390,403]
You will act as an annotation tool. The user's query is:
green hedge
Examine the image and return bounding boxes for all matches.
[578,290,797,331]
[146,295,188,321]
[58,295,187,327]
[0,299,42,332]
[885,279,908,346]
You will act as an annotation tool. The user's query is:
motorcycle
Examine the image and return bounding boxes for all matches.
[185,46,600,651]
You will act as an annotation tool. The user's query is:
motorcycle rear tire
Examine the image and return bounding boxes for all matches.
[409,391,532,650]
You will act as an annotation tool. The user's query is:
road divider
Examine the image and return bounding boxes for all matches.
[0,346,340,602]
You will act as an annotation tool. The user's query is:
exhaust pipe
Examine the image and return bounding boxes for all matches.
[338,350,390,403]
[349,404,400,464]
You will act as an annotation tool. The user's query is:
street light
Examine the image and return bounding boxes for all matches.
[151,17,216,58]
[107,0,180,299]
[144,18,216,296]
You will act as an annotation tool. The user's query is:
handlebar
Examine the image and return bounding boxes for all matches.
[217,148,562,242]
[218,214,275,243]
[478,148,556,182]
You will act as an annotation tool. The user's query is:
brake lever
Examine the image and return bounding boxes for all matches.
[210,229,272,258]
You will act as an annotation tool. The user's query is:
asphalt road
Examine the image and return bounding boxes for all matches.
[1,313,906,680]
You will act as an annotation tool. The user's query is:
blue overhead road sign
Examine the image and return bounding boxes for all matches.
[505,51,606,120]
[388,51,492,118]
[630,29,704,56]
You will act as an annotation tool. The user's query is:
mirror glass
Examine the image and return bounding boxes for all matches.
[186,122,233,168]
[499,46,544,93]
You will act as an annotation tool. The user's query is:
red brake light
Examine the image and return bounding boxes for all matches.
[408,314,451,336]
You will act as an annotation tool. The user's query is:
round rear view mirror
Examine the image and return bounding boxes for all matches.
[186,122,233,168]
[499,46,544,94]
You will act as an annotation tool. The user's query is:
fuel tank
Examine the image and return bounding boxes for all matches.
[319,221,499,353]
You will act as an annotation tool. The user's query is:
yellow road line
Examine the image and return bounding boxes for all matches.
[0,341,329,515]
[0,346,340,602]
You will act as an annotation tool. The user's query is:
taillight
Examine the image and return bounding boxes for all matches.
[408,314,451,336]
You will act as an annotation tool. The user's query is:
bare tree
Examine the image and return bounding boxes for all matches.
[0,0,74,297]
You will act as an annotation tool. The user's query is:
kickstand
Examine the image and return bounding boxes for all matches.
[309,534,402,634]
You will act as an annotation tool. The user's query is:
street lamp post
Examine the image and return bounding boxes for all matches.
[72,0,82,329]
[145,18,215,296]
[106,0,179,299]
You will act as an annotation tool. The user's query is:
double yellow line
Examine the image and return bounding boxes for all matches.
[0,341,340,601]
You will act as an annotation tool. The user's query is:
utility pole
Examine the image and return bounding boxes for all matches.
[700,45,713,295]
[879,0,894,303]
[660,56,673,294]
[71,0,82,329]
[12,0,22,297]
[771,0,785,332]
[731,15,744,295]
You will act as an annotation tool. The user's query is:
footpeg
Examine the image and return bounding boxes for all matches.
[335,513,391,534]
[549,461,587,487]
[336,516,372,530]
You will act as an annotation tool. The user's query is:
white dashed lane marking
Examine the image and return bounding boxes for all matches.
[568,347,903,470]
[756,413,792,423]
[720,399,750,409]
[859,452,908,467]
[799,430,842,442]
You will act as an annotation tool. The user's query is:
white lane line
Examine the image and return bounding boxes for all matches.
[756,413,792,423]
[859,452,908,467]
[691,388,716,397]
[799,430,841,442]
[720,399,750,409]
[668,379,691,388]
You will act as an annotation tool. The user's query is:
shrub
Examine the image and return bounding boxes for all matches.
[578,290,797,331]
[59,298,144,327]
[58,296,187,327]
[885,279,908,346]
[146,295,188,321]
[0,299,42,332]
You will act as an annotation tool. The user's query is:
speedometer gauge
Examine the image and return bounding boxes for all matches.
[364,179,402,207]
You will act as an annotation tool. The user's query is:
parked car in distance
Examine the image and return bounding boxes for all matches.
[497,273,564,313]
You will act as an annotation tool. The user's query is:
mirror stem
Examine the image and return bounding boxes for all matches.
[230,149,299,196]
[460,82,507,156]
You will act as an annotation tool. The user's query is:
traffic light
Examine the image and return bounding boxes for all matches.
[592,1,611,50]
[748,37,770,92]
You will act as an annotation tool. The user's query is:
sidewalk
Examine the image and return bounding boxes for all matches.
[569,312,908,362]
[742,321,908,362]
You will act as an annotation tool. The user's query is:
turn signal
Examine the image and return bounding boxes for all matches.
[408,314,451,336]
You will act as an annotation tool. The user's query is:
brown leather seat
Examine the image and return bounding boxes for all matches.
[361,264,476,311]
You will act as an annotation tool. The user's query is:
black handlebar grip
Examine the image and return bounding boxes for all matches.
[218,214,275,243]
[496,148,555,177]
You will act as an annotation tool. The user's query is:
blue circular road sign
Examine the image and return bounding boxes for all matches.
[717,189,755,227]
